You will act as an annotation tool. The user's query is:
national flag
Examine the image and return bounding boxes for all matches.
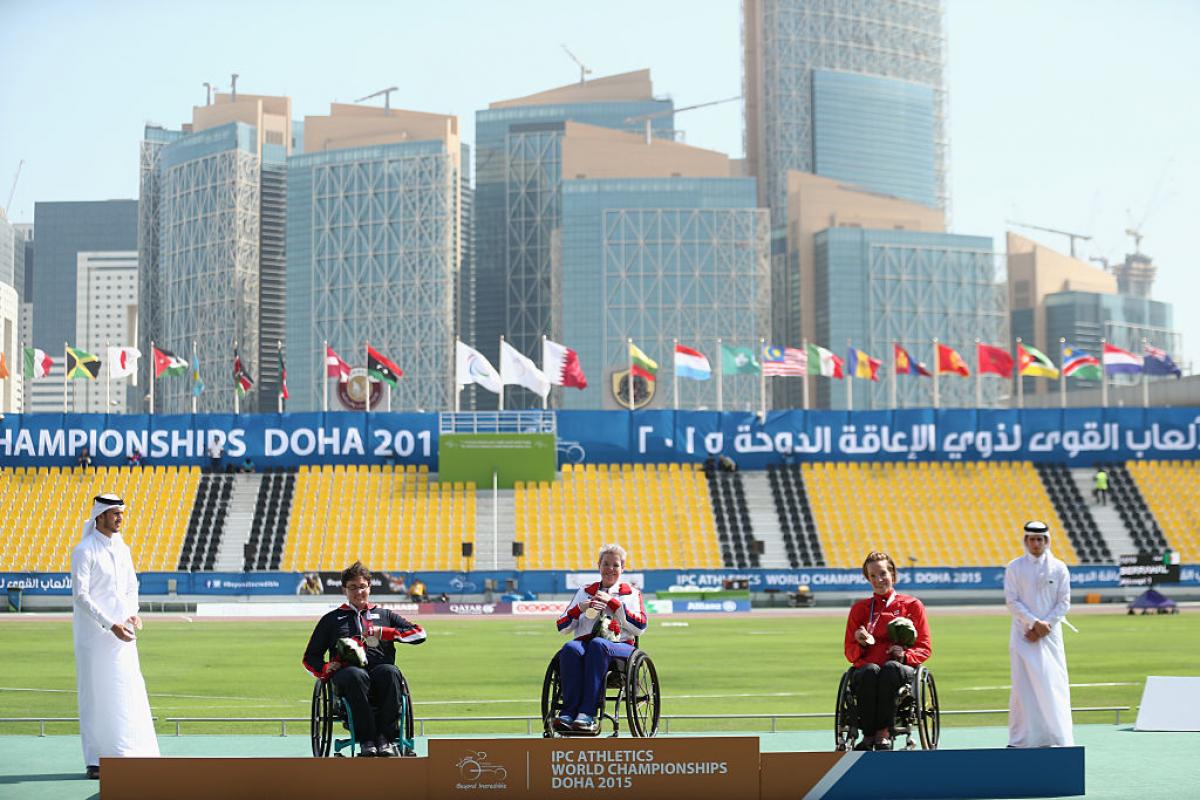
[1017,342,1059,379]
[806,343,844,379]
[153,346,188,378]
[66,347,102,380]
[847,347,881,381]
[278,349,289,401]
[1102,343,1142,375]
[893,344,931,377]
[673,344,712,381]
[500,340,550,398]
[977,343,1014,378]
[1142,345,1180,378]
[936,343,970,377]
[629,342,659,381]
[366,346,402,387]
[325,345,351,383]
[107,347,140,381]
[233,350,254,396]
[542,338,588,389]
[721,344,759,375]
[24,348,54,379]
[1061,344,1102,381]
[456,341,502,394]
[191,355,205,397]
[761,344,807,376]
[0,352,8,380]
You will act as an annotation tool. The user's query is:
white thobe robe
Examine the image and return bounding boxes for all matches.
[1004,550,1074,747]
[71,529,159,767]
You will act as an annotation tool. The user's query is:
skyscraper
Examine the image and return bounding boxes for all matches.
[472,70,673,408]
[139,93,290,412]
[286,104,467,411]
[743,0,947,219]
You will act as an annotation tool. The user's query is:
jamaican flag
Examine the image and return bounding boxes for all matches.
[67,346,101,380]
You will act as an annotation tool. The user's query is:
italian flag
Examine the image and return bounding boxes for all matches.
[806,343,844,379]
[23,347,53,379]
[153,346,188,377]
[629,342,658,382]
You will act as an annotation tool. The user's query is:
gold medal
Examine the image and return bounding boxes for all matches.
[365,634,380,648]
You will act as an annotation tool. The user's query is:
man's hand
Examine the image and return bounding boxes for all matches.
[126,615,143,631]
[886,645,906,663]
[1026,620,1051,641]
[110,623,135,642]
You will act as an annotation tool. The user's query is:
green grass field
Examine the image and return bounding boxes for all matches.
[0,609,1191,737]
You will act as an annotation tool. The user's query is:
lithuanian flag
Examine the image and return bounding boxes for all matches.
[629,342,658,382]
[67,347,101,380]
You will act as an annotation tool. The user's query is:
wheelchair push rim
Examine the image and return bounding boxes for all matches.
[310,680,334,757]
[625,651,660,737]
[917,667,940,750]
[541,656,564,737]
[833,669,855,751]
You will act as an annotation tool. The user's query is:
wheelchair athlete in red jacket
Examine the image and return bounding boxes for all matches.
[843,551,931,750]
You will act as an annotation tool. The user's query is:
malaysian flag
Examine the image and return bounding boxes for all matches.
[762,344,807,376]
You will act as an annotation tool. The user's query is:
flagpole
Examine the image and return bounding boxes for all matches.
[890,342,898,411]
[801,338,809,411]
[149,339,155,415]
[454,338,462,413]
[322,339,329,414]
[17,339,23,414]
[498,336,506,412]
[974,338,981,409]
[716,338,724,412]
[541,334,549,411]
[846,340,853,411]
[755,338,765,418]
[1141,337,1149,408]
[277,341,283,414]
[1059,338,1067,410]
[192,341,198,414]
[365,341,371,414]
[1015,337,1024,409]
[671,338,679,411]
[932,338,939,410]
[627,337,634,411]
[105,338,111,412]
[63,341,68,414]
[1100,337,1108,408]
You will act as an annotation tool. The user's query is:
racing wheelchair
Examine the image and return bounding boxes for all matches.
[311,669,416,757]
[540,645,661,738]
[834,664,939,751]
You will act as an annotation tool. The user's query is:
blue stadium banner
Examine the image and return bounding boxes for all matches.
[1,407,1199,468]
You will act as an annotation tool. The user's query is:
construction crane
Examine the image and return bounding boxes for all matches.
[560,44,592,85]
[1125,157,1172,256]
[1005,219,1092,259]
[4,159,23,216]
[355,86,399,112]
[625,96,742,144]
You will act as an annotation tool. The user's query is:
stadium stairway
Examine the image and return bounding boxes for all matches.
[739,471,790,568]
[1101,462,1171,557]
[474,488,517,570]
[1034,464,1113,564]
[213,473,263,571]
[765,464,826,568]
[1063,467,1131,560]
[706,469,761,569]
[245,470,295,570]
[178,474,232,571]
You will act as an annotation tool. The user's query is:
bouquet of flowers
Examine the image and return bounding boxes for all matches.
[887,617,917,647]
[335,637,368,667]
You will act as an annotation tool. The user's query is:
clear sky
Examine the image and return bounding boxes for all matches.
[1,0,1196,364]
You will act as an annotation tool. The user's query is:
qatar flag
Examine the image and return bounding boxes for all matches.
[542,338,588,389]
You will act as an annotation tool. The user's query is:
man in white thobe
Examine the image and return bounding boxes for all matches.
[1005,520,1074,747]
[71,494,159,779]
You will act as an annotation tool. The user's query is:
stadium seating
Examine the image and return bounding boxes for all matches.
[245,471,296,570]
[766,464,827,568]
[0,466,200,572]
[280,465,475,572]
[801,461,1077,568]
[178,474,232,571]
[513,463,720,570]
[706,468,760,569]
[1126,460,1198,562]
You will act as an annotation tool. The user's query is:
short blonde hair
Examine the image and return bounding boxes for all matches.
[597,543,627,566]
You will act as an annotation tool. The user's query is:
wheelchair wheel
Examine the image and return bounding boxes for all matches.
[833,668,856,751]
[540,656,563,737]
[624,650,660,737]
[398,673,416,751]
[311,680,334,757]
[916,667,940,750]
